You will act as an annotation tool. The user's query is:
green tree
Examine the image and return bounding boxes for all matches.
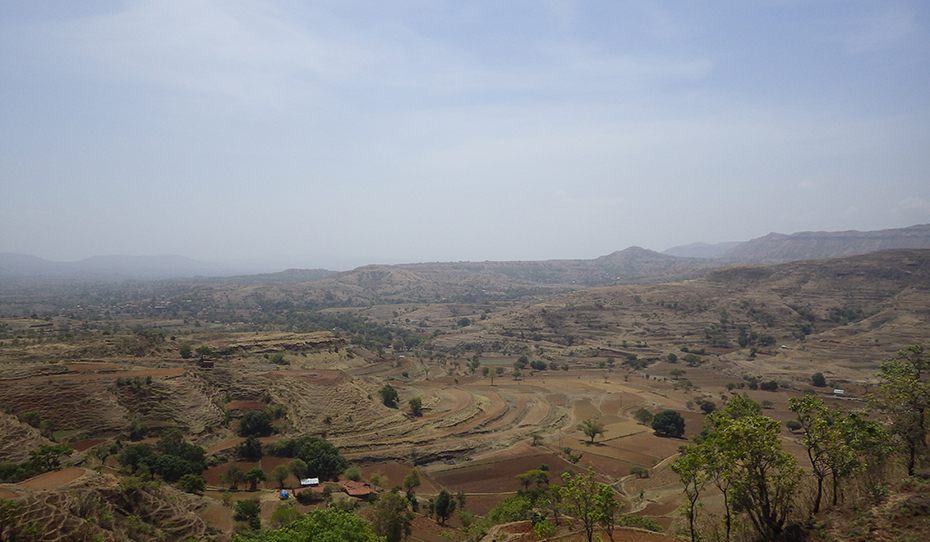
[297,439,347,480]
[712,413,802,540]
[379,384,399,407]
[239,411,274,438]
[232,508,379,542]
[245,468,267,491]
[633,408,653,426]
[226,464,246,490]
[287,458,308,480]
[811,372,827,387]
[580,418,606,443]
[700,400,716,415]
[593,483,623,542]
[433,489,457,524]
[195,346,213,361]
[515,470,536,490]
[652,411,685,438]
[271,465,290,489]
[153,453,195,482]
[669,368,686,380]
[233,498,262,526]
[118,443,156,473]
[179,344,193,359]
[409,397,423,417]
[27,443,73,472]
[371,489,413,542]
[177,473,206,494]
[237,437,264,461]
[868,344,930,474]
[552,469,603,542]
[402,468,421,492]
[788,395,857,513]
[270,504,300,528]
[673,445,710,542]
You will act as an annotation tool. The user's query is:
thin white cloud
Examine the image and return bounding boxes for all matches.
[49,0,380,106]
[841,5,920,53]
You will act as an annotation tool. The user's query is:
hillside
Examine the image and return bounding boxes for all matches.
[2,249,930,542]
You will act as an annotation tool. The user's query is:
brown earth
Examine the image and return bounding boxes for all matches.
[16,467,85,490]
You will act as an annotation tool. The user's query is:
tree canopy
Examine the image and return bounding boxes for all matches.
[652,410,685,438]
[232,508,379,542]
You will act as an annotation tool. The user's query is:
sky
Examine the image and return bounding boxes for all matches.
[2,1,929,271]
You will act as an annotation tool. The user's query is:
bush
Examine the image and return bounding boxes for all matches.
[177,474,206,494]
[344,467,362,481]
[629,465,649,478]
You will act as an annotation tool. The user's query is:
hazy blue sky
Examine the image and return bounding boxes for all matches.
[2,1,929,270]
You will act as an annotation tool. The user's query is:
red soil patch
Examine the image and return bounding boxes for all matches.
[640,501,679,516]
[225,401,266,412]
[0,488,19,499]
[202,460,262,488]
[432,450,576,493]
[71,438,107,452]
[17,467,84,490]
[66,363,120,372]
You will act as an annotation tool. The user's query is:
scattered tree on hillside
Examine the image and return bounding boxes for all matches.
[652,410,685,438]
[403,469,421,492]
[633,408,653,426]
[379,384,399,407]
[811,372,827,387]
[239,411,274,438]
[409,397,423,417]
[433,489,457,524]
[580,418,606,443]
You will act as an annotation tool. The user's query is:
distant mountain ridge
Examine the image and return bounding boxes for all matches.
[718,224,930,263]
[4,224,929,284]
